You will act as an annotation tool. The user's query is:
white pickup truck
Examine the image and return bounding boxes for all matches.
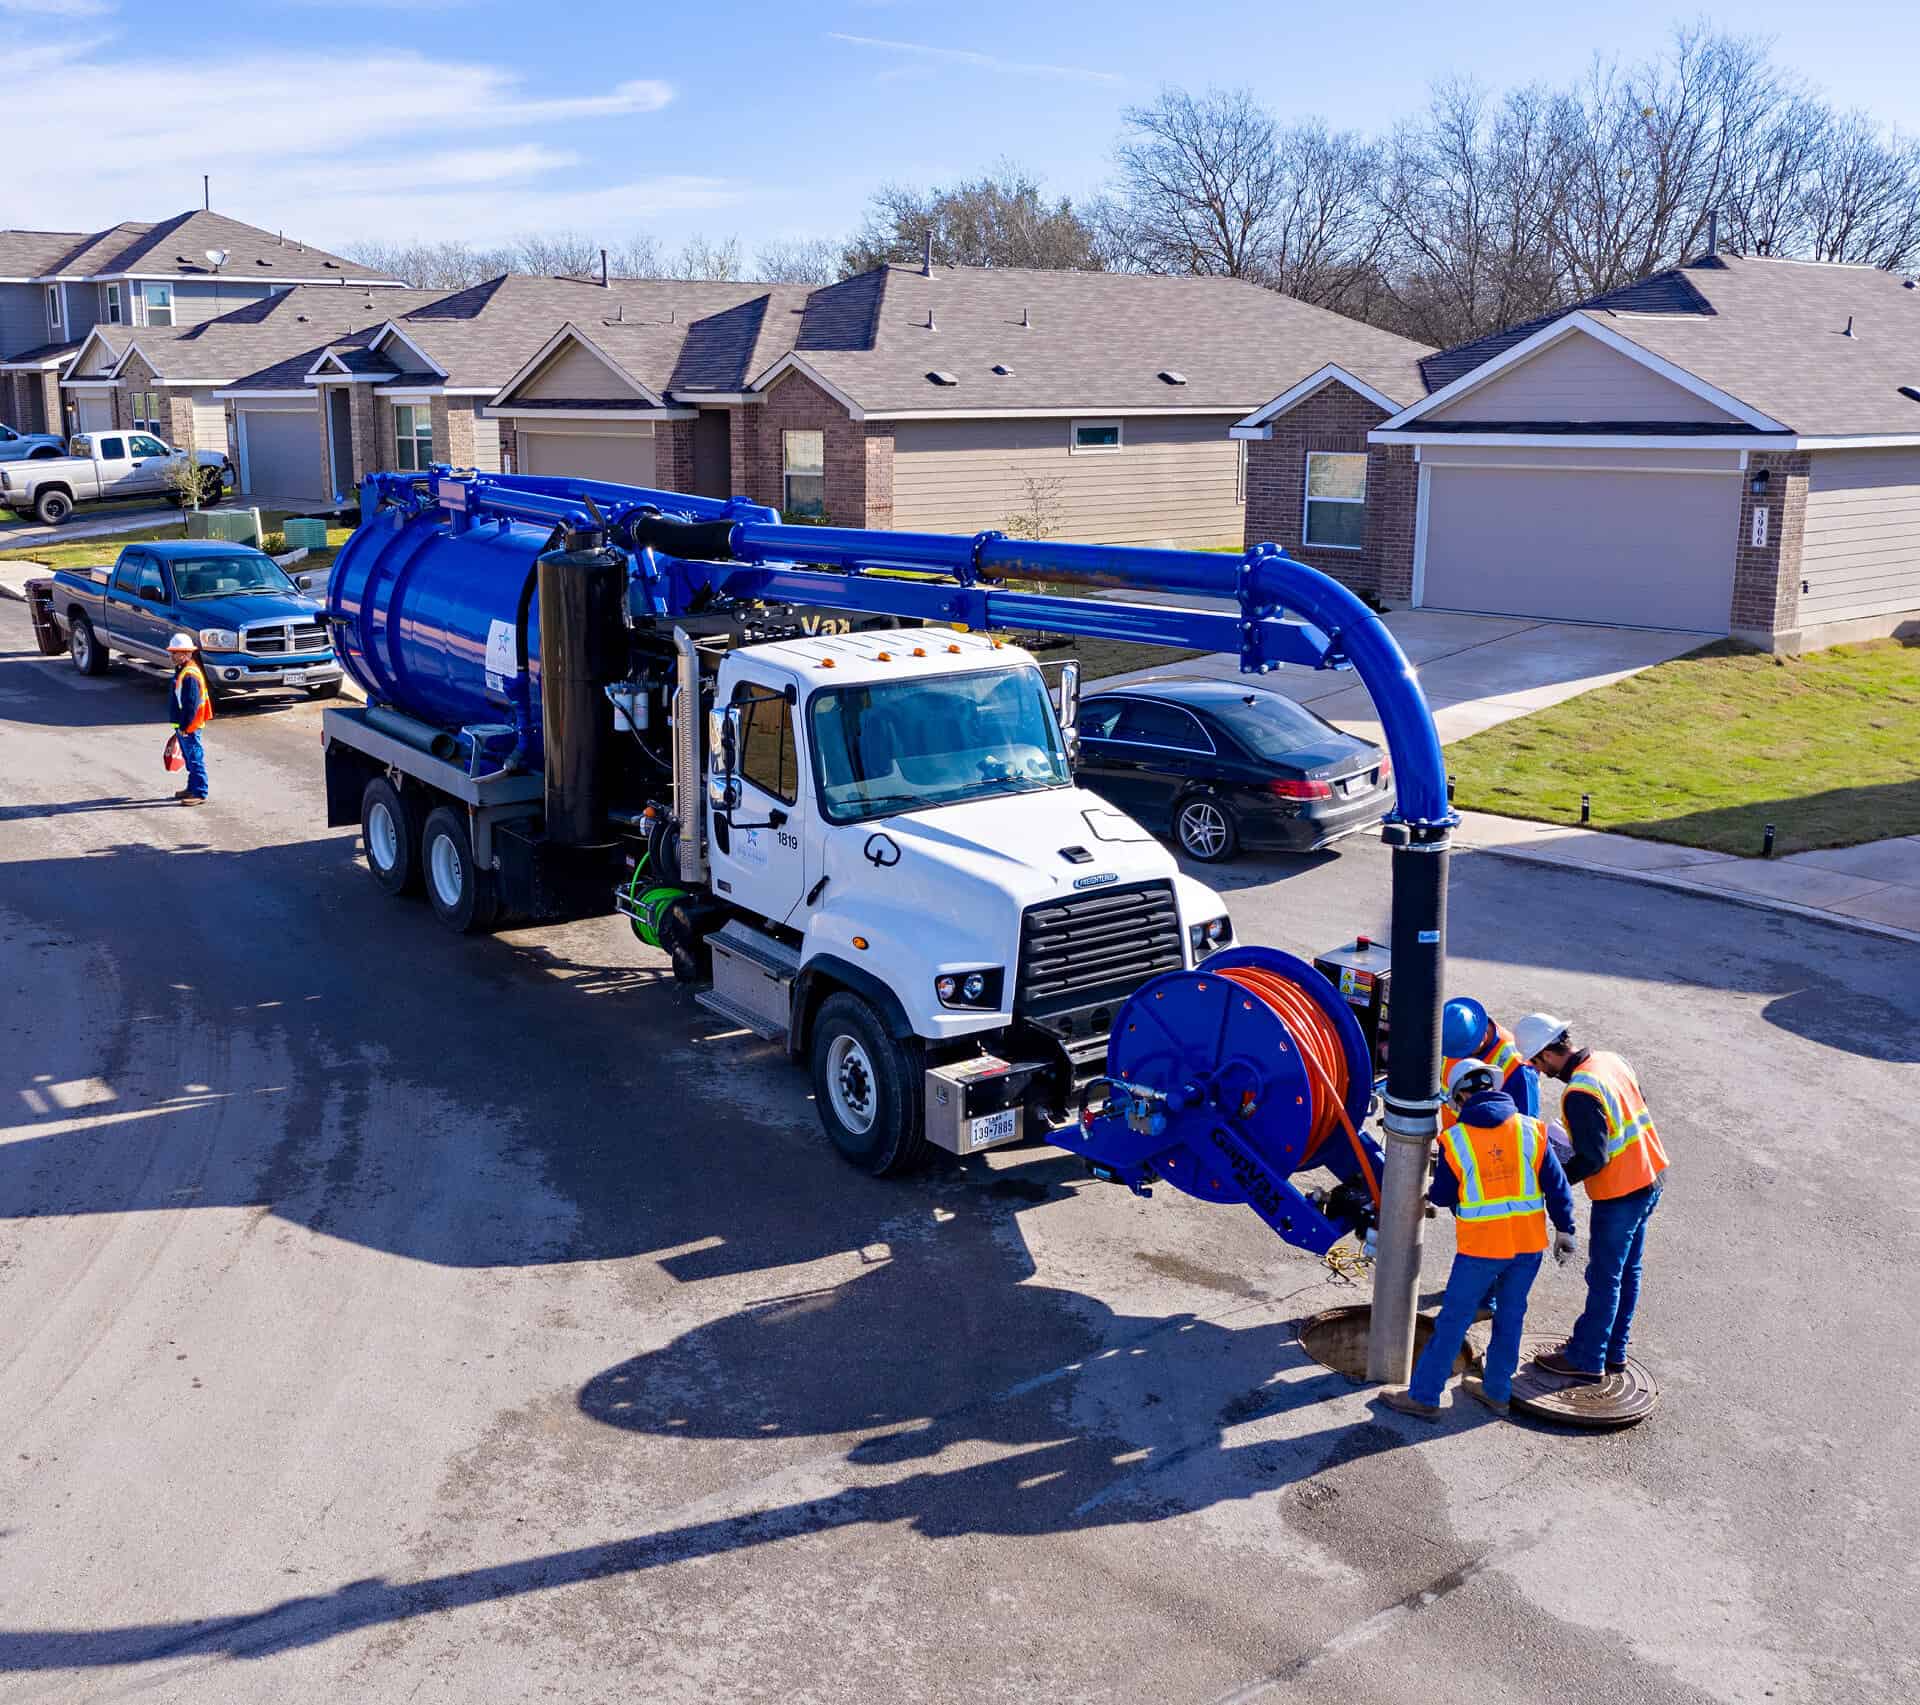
[0,429,231,526]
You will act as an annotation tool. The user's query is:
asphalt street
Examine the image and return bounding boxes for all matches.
[1,595,1916,1704]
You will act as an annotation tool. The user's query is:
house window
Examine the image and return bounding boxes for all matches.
[393,403,433,472]
[105,284,122,325]
[1303,451,1367,550]
[46,286,62,332]
[732,682,798,803]
[129,391,161,433]
[144,282,175,327]
[783,428,824,517]
[1071,419,1122,454]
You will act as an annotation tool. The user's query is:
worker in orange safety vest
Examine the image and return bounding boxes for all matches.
[1517,1014,1669,1381]
[165,631,213,805]
[1381,1058,1577,1421]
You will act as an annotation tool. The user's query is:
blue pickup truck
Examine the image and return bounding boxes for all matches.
[45,539,343,699]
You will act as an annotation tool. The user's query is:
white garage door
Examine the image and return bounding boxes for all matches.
[1421,465,1740,632]
[74,396,112,433]
[238,408,323,497]
[517,429,655,486]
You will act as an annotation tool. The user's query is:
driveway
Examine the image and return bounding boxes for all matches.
[0,502,178,550]
[1089,609,1704,746]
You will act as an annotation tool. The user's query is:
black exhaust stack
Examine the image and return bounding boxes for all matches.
[536,544,628,845]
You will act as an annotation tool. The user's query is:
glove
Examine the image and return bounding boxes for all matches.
[1553,1230,1578,1267]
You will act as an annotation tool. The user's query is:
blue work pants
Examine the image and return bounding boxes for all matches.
[178,730,208,799]
[1409,1250,1544,1407]
[1566,1181,1661,1372]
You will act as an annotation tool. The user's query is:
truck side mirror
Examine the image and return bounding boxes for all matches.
[1056,660,1080,732]
[707,704,742,808]
[294,572,314,592]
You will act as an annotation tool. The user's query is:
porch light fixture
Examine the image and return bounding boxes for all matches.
[1749,467,1770,496]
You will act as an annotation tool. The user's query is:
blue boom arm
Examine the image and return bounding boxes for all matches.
[368,468,1452,828]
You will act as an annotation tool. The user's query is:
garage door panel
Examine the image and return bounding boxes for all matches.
[75,398,112,433]
[239,409,323,498]
[1421,466,1737,632]
[517,430,655,486]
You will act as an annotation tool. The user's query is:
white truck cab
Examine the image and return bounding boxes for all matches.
[693,627,1233,1173]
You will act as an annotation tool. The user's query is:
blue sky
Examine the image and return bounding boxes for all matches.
[8,0,1920,255]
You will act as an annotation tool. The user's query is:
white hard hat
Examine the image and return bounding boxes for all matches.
[167,631,197,652]
[1445,1057,1498,1100]
[1513,1012,1570,1062]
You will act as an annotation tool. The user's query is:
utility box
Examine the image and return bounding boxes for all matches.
[283,517,330,551]
[188,507,262,545]
[1315,936,1392,1077]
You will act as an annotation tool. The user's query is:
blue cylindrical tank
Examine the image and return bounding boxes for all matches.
[327,511,552,751]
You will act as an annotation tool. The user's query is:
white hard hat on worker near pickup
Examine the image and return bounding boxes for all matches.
[1513,1012,1570,1062]
[167,631,197,653]
[1445,1058,1499,1101]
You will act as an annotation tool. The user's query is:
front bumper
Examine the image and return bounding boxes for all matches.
[203,651,342,689]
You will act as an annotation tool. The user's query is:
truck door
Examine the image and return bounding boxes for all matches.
[93,433,141,499]
[105,551,166,655]
[707,676,809,926]
[126,433,174,495]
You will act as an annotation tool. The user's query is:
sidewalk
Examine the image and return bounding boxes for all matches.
[0,504,177,550]
[1456,810,1920,946]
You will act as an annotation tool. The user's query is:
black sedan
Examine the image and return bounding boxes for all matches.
[1075,677,1395,861]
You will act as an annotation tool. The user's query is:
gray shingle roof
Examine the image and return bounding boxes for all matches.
[784,265,1433,414]
[1418,254,1920,436]
[0,229,94,277]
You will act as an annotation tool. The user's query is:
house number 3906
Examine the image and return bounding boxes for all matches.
[1751,507,1769,548]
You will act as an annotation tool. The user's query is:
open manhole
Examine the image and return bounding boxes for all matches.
[1299,1307,1659,1428]
[1297,1304,1475,1383]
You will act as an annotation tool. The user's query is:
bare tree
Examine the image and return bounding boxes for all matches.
[1000,469,1067,541]
[753,237,843,284]
[841,165,1105,274]
[673,233,743,281]
[1800,113,1920,266]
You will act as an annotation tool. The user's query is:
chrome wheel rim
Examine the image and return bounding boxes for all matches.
[69,625,88,667]
[368,800,399,872]
[1179,801,1228,858]
[428,831,464,909]
[826,1034,878,1135]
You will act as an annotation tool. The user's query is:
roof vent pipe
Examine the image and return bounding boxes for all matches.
[1021,306,1030,328]
[923,229,933,277]
[927,308,936,332]
[1844,315,1855,338]
[1706,208,1718,258]
[600,248,609,288]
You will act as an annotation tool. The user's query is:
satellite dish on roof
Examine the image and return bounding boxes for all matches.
[205,248,228,270]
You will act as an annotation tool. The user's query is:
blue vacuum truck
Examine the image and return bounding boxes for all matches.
[320,470,1455,1285]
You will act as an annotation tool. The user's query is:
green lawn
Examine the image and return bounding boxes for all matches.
[0,513,351,572]
[1447,638,1920,856]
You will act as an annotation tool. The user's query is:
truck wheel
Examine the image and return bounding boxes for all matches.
[809,992,930,1176]
[420,804,499,934]
[67,612,108,676]
[360,776,422,897]
[34,489,73,526]
[306,678,344,700]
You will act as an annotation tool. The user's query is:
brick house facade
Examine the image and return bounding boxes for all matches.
[1242,381,1416,604]
[727,371,895,527]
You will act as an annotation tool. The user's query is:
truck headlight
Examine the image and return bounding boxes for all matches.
[198,628,240,651]
[935,968,1003,1009]
[1189,916,1233,959]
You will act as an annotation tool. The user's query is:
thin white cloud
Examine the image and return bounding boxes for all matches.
[829,31,1121,85]
[3,41,695,245]
[0,0,113,14]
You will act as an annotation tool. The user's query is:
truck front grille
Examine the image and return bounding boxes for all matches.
[1016,880,1183,1019]
[244,621,330,656]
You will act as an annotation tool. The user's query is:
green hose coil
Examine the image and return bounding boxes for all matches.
[626,861,688,949]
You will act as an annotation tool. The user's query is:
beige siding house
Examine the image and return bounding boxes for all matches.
[1239,252,1920,650]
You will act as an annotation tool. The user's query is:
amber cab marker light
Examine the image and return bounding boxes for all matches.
[852,935,870,951]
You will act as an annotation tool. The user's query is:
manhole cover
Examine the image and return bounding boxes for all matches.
[1297,1304,1474,1384]
[1507,1333,1660,1429]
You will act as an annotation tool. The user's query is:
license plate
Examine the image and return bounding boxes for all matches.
[967,1109,1017,1150]
[1340,776,1365,796]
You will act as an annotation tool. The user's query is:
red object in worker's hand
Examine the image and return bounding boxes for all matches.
[163,735,183,772]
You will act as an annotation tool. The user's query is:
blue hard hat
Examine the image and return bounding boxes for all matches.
[1441,997,1490,1058]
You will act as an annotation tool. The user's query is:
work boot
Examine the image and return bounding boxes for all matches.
[1532,1345,1603,1382]
[179,795,208,807]
[1606,1359,1628,1374]
[1461,1378,1509,1416]
[174,787,194,800]
[1379,1388,1441,1422]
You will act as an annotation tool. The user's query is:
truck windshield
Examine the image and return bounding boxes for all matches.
[173,555,299,599]
[809,665,1070,824]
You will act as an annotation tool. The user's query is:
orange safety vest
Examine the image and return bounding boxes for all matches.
[1566,1050,1668,1201]
[1439,1111,1549,1260]
[174,660,214,735]
[1440,1020,1525,1130]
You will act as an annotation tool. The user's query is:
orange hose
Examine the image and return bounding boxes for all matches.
[1216,966,1381,1209]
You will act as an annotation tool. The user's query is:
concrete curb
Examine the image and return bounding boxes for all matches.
[1461,834,1920,949]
